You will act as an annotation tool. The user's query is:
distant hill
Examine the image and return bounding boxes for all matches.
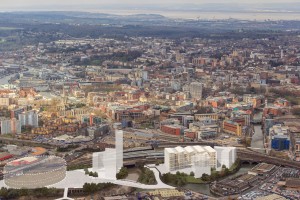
[0,11,168,25]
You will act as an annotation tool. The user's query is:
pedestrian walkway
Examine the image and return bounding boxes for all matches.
[50,169,174,189]
[55,188,74,200]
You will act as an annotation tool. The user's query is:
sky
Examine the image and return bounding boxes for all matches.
[1,0,299,7]
[1,0,299,20]
[0,0,299,20]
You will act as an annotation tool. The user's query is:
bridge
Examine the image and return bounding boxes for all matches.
[237,149,300,170]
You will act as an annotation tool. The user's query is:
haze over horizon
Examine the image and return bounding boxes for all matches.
[1,0,300,20]
[1,0,300,9]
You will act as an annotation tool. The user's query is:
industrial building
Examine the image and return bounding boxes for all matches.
[248,163,276,176]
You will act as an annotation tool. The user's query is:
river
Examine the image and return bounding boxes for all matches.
[251,112,265,154]
[183,164,255,197]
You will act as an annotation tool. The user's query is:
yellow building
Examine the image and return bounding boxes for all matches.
[195,113,219,121]
[149,189,184,198]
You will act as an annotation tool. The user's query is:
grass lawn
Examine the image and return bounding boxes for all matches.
[186,176,205,184]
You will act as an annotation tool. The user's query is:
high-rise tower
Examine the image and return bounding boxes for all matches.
[115,130,123,171]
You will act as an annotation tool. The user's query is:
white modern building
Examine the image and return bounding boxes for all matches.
[214,146,237,170]
[92,152,104,170]
[162,145,217,178]
[203,146,217,168]
[92,130,123,180]
[159,145,237,178]
[103,148,117,179]
[1,118,21,134]
[116,130,123,171]
[189,82,203,100]
[19,110,39,127]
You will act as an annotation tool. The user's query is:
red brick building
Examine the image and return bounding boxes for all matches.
[161,125,182,136]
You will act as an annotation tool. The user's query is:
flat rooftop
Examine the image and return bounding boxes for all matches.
[249,163,276,174]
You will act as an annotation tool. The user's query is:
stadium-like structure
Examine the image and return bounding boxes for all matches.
[4,156,66,189]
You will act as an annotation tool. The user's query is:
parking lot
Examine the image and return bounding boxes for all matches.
[239,167,300,200]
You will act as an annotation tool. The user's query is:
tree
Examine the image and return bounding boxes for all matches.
[0,187,8,198]
[161,172,187,187]
[201,173,210,182]
[224,168,230,175]
[116,167,128,179]
[7,189,21,199]
[211,171,220,180]
[138,167,157,185]
[88,171,98,177]
[176,177,186,187]
[83,183,115,194]
[190,171,195,177]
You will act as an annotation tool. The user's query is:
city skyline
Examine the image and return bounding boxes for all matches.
[0,1,299,199]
